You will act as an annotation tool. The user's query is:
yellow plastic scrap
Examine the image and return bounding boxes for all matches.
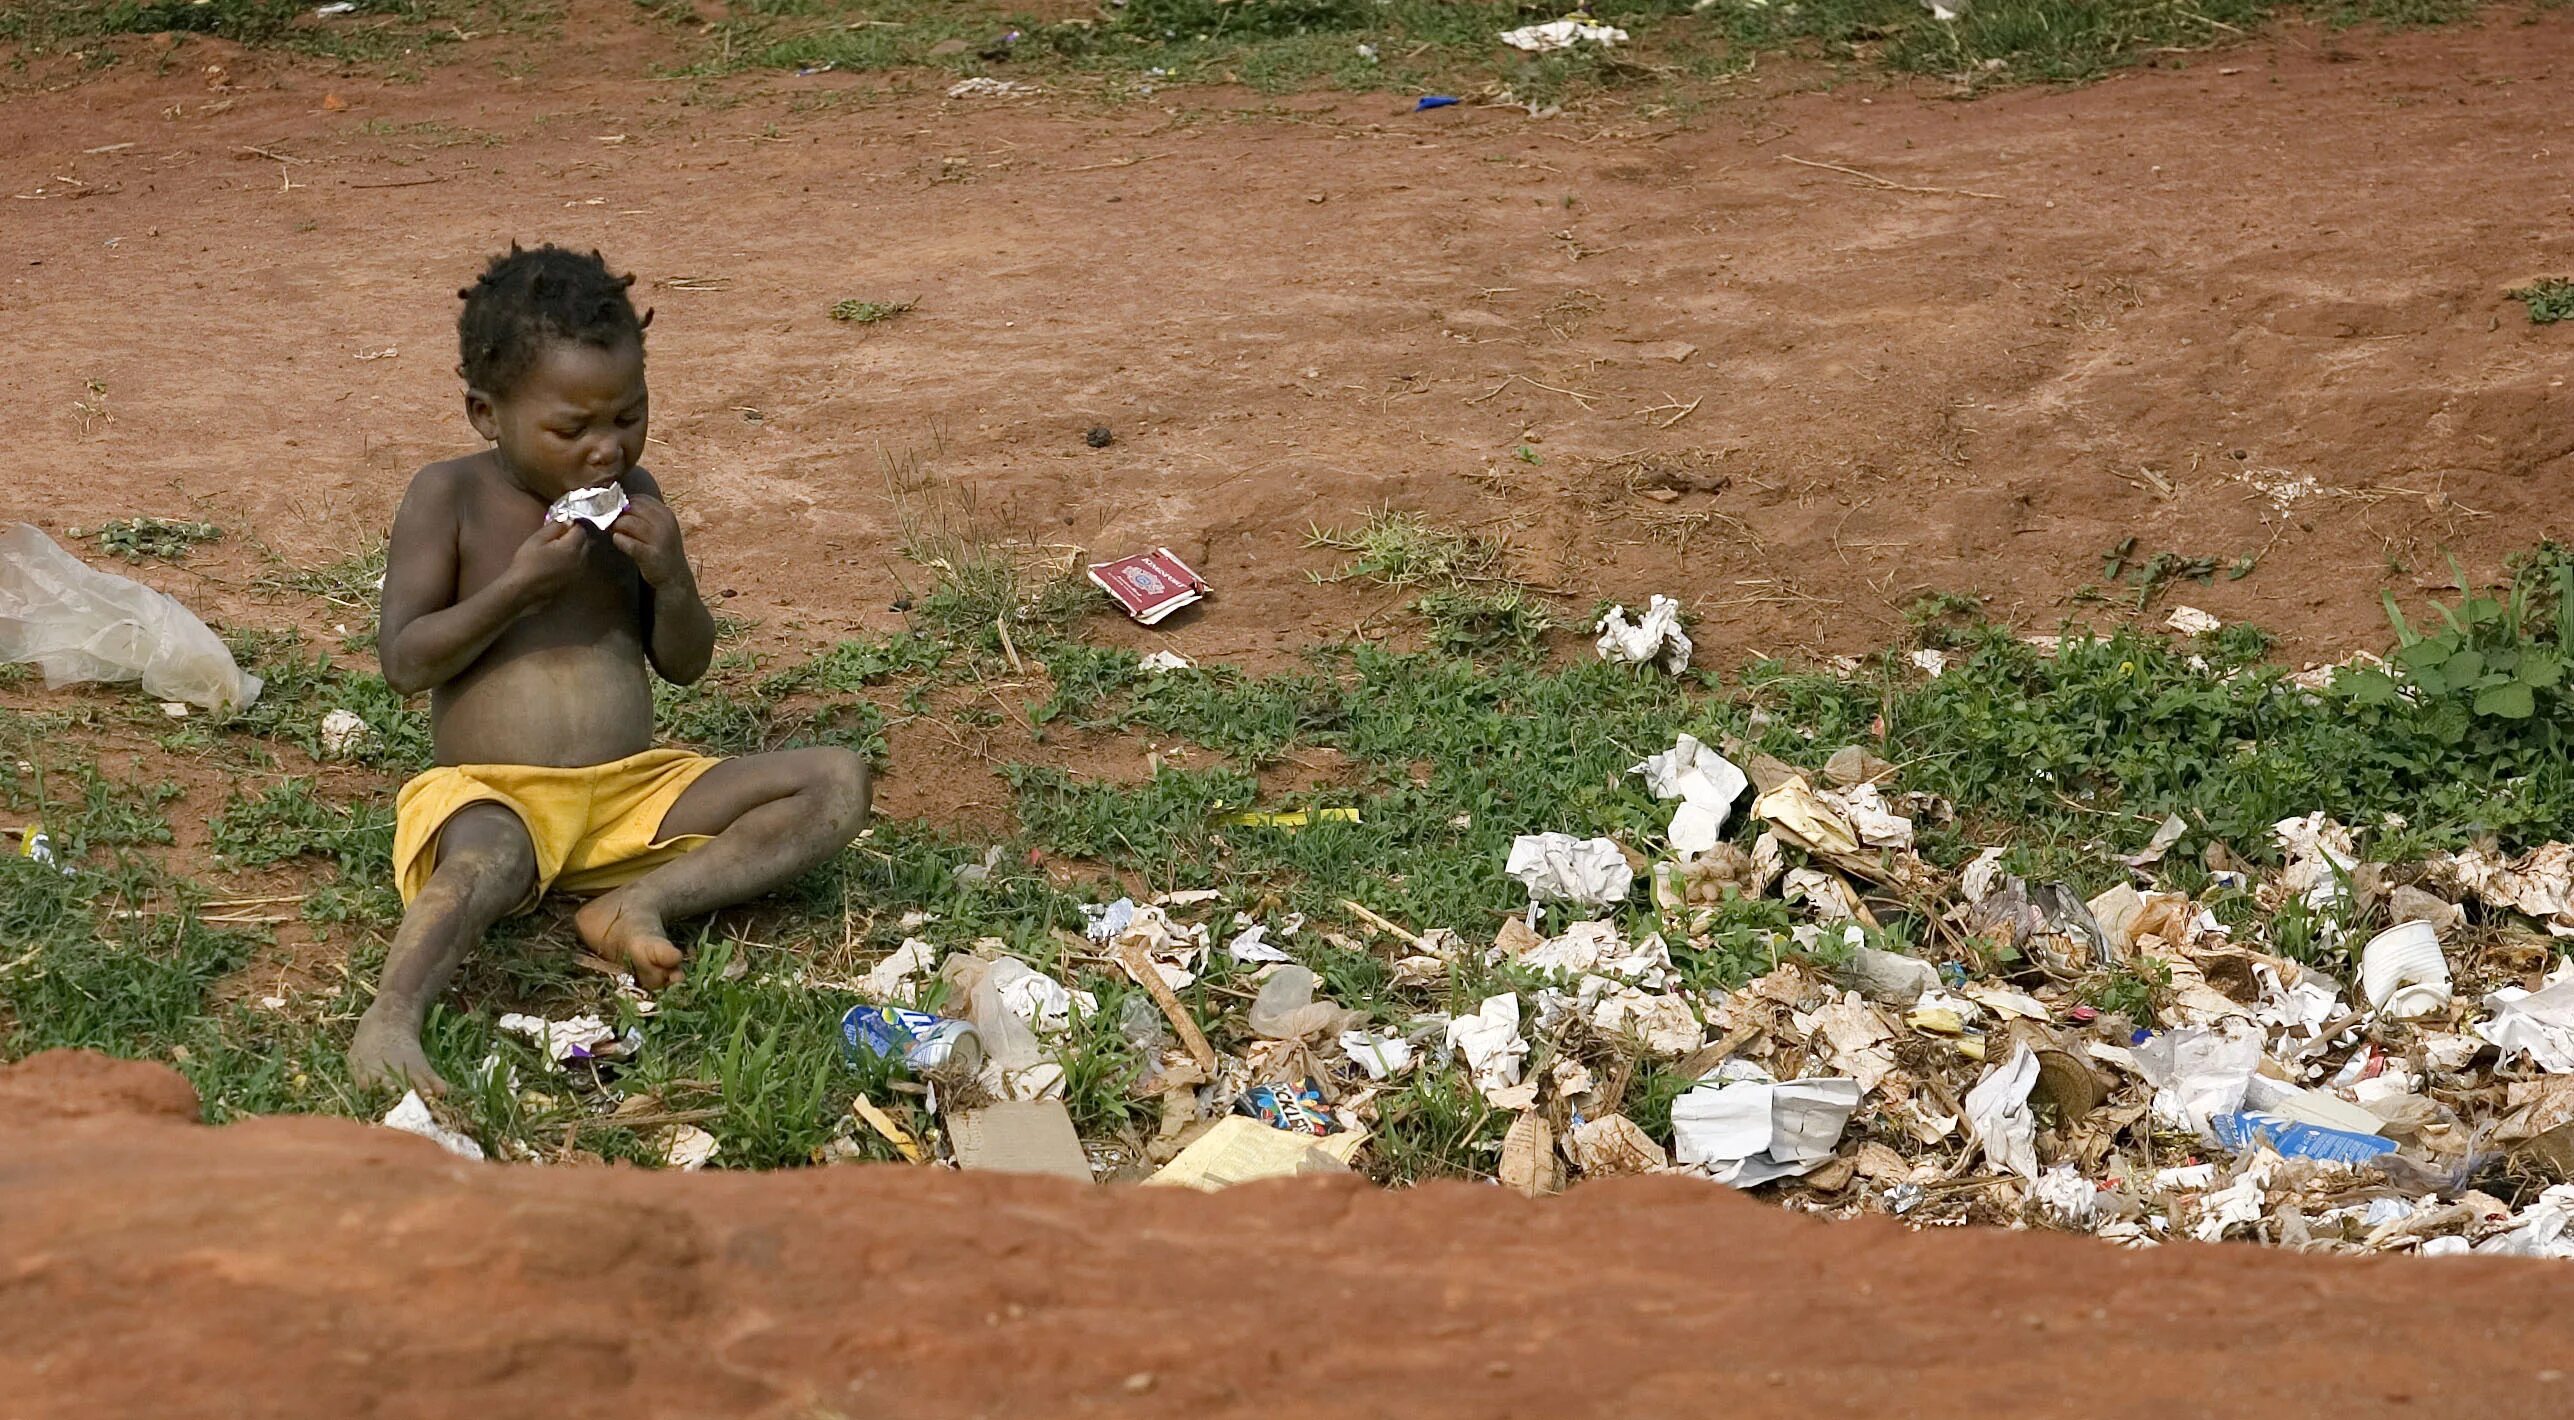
[1907,1003,1971,1035]
[1222,807,1362,829]
[850,1093,926,1163]
[1750,777,1862,858]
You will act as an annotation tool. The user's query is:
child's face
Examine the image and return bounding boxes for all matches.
[468,336,649,499]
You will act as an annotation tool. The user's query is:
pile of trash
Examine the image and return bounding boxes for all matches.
[694,721,2574,1258]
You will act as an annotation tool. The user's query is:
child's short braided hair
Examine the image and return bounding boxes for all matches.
[456,244,652,396]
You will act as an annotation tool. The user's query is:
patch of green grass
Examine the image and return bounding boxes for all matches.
[1311,511,1559,657]
[209,629,434,772]
[655,0,2519,105]
[18,533,2574,1190]
[829,297,916,325]
[1310,510,1503,589]
[2509,278,2574,325]
[0,0,563,67]
[0,725,181,860]
[210,777,396,878]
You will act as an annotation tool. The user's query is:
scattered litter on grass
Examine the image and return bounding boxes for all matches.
[662,1124,720,1170]
[1505,833,1634,910]
[1500,19,1629,52]
[382,1090,483,1160]
[1595,595,1691,673]
[319,708,370,758]
[1631,733,1747,856]
[498,1011,628,1066]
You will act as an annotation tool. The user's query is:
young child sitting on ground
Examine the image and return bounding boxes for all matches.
[348,244,872,1091]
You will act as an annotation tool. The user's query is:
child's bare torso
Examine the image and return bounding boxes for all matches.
[419,455,655,768]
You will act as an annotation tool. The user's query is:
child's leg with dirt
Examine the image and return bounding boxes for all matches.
[575,748,872,988]
[349,804,537,1092]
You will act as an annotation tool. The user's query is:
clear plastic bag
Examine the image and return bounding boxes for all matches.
[0,523,261,710]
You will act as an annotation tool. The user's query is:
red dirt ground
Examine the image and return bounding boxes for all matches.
[7,1048,2574,1419]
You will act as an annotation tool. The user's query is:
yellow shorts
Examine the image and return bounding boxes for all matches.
[392,748,723,909]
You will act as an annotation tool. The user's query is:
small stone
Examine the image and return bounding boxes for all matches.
[1085,425,1115,448]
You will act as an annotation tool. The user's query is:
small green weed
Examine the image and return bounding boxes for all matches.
[2508,278,2574,324]
[830,297,916,325]
[1310,511,1557,657]
[2344,547,2572,739]
[1310,511,1501,589]
[84,517,221,561]
[2079,957,2172,1018]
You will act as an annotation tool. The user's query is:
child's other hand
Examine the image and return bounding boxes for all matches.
[610,495,690,590]
[509,519,589,602]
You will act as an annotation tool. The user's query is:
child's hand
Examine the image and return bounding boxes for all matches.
[508,519,589,602]
[610,495,691,590]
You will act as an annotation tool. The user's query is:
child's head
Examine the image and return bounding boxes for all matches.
[457,244,653,497]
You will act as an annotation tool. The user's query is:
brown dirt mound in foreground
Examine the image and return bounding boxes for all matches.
[4,1051,2572,1418]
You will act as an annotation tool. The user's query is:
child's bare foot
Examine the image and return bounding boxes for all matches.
[349,1007,451,1094]
[574,890,685,989]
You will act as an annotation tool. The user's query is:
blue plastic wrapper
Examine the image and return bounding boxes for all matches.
[1415,95,1460,111]
[2209,1111,2397,1165]
[841,1004,984,1075]
[1236,1078,1339,1136]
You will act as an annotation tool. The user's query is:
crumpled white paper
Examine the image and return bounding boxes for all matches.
[498,1011,620,1065]
[663,1124,720,1170]
[1582,977,1704,1058]
[319,708,369,757]
[1085,898,1208,987]
[1963,1044,2041,1180]
[1826,782,1915,851]
[1339,1028,1417,1081]
[1500,18,1629,51]
[1446,994,1530,1105]
[2190,1157,2276,1243]
[1594,595,1691,674]
[2477,1183,2574,1258]
[2164,605,2222,636]
[2030,1164,2097,1224]
[2131,1020,2265,1134]
[1669,1072,1863,1187]
[1139,650,1194,672]
[382,1090,484,1161]
[862,937,936,1004]
[2478,959,2574,1073]
[1509,920,1671,987]
[1505,833,1633,909]
[2274,813,2358,914]
[2431,842,2574,934]
[1226,923,1293,964]
[989,956,1097,1034]
[1630,733,1748,856]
